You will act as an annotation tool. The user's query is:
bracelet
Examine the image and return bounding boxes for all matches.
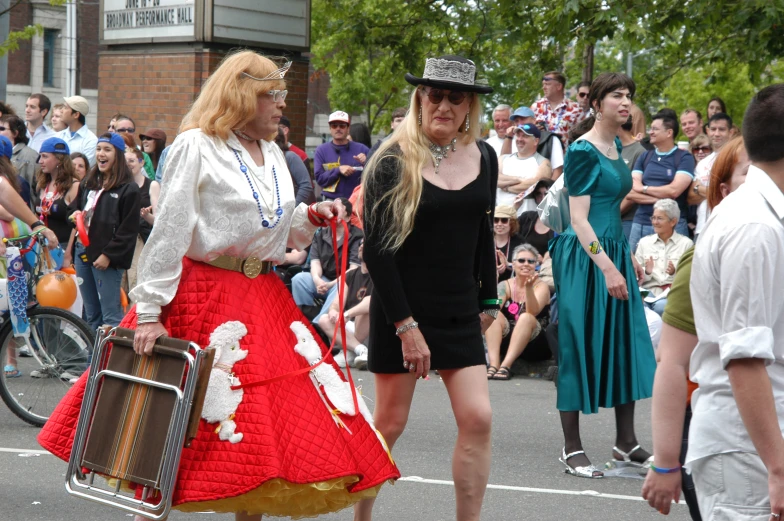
[480,298,502,306]
[650,464,681,474]
[588,241,603,255]
[395,321,419,336]
[31,220,45,230]
[137,313,161,325]
[482,309,499,319]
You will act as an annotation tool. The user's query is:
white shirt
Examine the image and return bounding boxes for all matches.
[56,125,98,166]
[634,231,693,295]
[130,129,318,315]
[26,122,55,152]
[498,153,544,214]
[687,166,784,467]
[694,151,718,236]
[486,135,564,171]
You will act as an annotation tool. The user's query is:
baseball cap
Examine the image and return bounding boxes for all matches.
[39,137,71,155]
[63,95,90,116]
[494,205,516,220]
[328,111,350,124]
[279,116,291,128]
[0,135,11,158]
[509,107,535,121]
[515,123,541,139]
[97,133,126,152]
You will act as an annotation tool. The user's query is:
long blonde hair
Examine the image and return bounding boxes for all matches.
[364,87,482,251]
[180,51,285,140]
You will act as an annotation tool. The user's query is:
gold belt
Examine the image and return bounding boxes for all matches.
[206,255,272,278]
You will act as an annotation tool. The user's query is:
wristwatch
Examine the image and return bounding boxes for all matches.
[693,184,700,194]
[482,309,499,319]
[642,185,649,194]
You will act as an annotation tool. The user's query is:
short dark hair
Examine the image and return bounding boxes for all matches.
[115,115,136,129]
[543,71,566,87]
[1,115,28,145]
[653,110,679,138]
[28,93,51,118]
[279,116,291,128]
[743,84,784,163]
[0,102,15,117]
[681,108,702,121]
[577,81,591,90]
[708,112,733,129]
[336,196,353,217]
[391,107,407,119]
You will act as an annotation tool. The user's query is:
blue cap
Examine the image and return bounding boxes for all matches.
[97,133,126,152]
[515,123,541,139]
[39,137,71,155]
[0,135,12,159]
[509,106,535,121]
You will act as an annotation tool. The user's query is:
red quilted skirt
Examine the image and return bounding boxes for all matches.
[38,258,399,517]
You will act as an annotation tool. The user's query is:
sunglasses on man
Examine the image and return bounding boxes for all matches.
[578,92,589,98]
[422,87,468,106]
[329,122,348,129]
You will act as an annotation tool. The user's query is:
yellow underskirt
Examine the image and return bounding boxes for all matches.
[174,476,385,518]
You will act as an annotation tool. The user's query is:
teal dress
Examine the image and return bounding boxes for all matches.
[550,138,655,414]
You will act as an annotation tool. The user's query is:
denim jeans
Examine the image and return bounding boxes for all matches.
[290,272,339,325]
[629,218,689,255]
[645,297,668,316]
[74,243,125,331]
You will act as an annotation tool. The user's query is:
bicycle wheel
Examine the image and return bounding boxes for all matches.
[0,306,95,427]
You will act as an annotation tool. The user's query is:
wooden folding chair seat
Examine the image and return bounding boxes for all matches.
[66,327,214,520]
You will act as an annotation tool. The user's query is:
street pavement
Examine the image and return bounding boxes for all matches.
[0,372,692,521]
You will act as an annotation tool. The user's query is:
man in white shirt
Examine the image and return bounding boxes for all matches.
[56,96,98,166]
[688,112,733,238]
[484,104,512,158]
[496,123,550,215]
[24,93,54,152]
[688,84,784,519]
[499,106,564,179]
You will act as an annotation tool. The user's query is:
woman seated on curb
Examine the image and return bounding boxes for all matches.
[485,244,550,380]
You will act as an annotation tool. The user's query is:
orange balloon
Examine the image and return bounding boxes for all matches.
[60,266,76,275]
[36,271,77,309]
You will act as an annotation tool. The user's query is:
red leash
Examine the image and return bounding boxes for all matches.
[232,215,360,418]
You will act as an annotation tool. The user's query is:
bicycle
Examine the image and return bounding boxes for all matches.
[0,230,95,427]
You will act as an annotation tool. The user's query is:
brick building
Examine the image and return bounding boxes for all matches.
[5,1,314,152]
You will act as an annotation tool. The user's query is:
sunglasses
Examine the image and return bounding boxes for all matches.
[693,146,711,153]
[115,128,135,133]
[578,92,589,98]
[268,89,287,103]
[542,76,555,82]
[0,126,6,131]
[330,122,348,129]
[140,136,153,141]
[422,87,468,106]
[493,217,509,224]
[516,258,537,265]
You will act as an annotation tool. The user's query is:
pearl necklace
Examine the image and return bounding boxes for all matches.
[429,137,457,175]
[231,148,284,229]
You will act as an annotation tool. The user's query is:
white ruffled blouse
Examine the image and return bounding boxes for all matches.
[130,129,318,315]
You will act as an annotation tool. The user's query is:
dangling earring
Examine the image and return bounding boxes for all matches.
[595,111,603,122]
[464,116,470,132]
[418,107,422,126]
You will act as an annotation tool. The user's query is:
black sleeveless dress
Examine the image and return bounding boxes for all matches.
[137,176,152,243]
[363,141,499,373]
[40,191,73,244]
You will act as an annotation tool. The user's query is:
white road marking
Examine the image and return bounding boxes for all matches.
[399,476,685,505]
[0,447,51,455]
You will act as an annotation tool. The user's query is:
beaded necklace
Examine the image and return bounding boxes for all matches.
[429,137,457,175]
[231,148,284,229]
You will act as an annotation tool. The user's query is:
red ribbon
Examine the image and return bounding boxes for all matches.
[232,215,360,419]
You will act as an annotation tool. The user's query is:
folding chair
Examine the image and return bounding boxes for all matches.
[66,327,214,520]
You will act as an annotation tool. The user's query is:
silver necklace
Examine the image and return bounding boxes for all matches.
[429,138,457,175]
[233,128,257,141]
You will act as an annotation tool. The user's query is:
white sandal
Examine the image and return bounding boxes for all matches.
[607,444,654,470]
[559,448,603,478]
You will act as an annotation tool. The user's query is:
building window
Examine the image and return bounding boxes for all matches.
[43,29,57,87]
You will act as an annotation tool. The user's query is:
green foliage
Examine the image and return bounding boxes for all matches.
[0,25,42,57]
[311,0,784,133]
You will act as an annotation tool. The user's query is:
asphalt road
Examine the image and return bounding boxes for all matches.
[0,373,691,521]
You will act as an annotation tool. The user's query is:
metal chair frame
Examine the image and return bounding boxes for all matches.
[65,327,209,520]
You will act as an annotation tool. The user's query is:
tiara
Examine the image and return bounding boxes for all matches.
[242,61,292,82]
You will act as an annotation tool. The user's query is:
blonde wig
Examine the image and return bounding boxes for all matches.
[180,51,286,140]
[364,86,482,252]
